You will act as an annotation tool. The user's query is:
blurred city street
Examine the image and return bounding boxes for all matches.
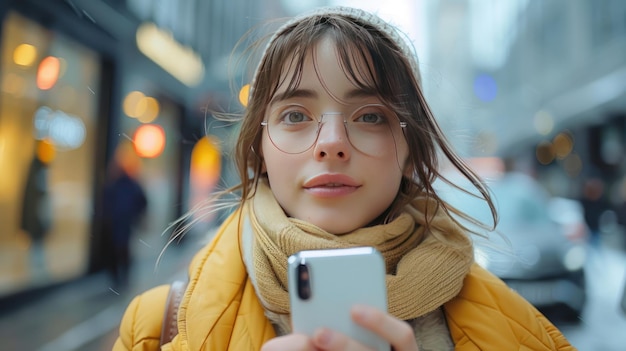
[0,229,205,351]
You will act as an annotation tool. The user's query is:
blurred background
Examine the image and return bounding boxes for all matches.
[0,0,624,350]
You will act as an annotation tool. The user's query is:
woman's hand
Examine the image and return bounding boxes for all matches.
[261,333,317,351]
[261,305,419,351]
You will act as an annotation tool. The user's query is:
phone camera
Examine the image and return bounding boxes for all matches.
[297,263,311,300]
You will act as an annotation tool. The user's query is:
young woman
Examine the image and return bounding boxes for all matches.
[114,6,575,351]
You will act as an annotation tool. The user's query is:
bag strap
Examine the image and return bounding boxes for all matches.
[160,280,188,347]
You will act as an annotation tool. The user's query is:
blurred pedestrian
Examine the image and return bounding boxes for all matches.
[102,148,148,290]
[20,140,55,279]
[580,177,609,246]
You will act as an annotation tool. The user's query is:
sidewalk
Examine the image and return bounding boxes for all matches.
[0,230,207,351]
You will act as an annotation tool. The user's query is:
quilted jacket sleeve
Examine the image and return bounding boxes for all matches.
[445,264,576,351]
[113,284,170,351]
[536,308,574,350]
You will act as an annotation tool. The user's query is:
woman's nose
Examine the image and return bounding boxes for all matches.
[313,114,351,160]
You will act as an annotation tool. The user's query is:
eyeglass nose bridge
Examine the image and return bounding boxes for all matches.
[313,112,352,141]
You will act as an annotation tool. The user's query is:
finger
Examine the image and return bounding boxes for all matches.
[261,333,317,351]
[351,305,418,351]
[312,327,362,351]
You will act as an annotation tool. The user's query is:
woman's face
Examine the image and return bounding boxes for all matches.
[261,37,409,234]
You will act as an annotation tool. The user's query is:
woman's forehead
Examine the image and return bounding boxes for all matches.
[272,37,377,102]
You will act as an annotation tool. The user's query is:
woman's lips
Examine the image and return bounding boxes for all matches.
[303,174,360,197]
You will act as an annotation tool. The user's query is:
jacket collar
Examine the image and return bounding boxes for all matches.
[180,210,276,350]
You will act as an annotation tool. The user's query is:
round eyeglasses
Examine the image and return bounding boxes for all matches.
[261,103,407,155]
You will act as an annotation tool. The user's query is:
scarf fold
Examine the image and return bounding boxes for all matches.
[247,181,474,320]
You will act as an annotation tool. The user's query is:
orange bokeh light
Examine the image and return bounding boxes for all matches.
[239,84,250,107]
[190,136,221,182]
[14,43,37,67]
[36,139,56,164]
[37,56,60,90]
[133,124,165,158]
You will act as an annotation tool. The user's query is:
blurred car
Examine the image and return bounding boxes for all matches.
[437,171,588,320]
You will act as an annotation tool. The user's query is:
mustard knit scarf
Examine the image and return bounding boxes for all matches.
[247,181,474,320]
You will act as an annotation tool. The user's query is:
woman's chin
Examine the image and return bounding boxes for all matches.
[305,217,363,236]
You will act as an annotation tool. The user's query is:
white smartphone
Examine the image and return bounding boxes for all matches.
[287,247,389,351]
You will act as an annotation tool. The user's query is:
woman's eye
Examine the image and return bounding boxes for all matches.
[283,111,310,124]
[355,112,385,124]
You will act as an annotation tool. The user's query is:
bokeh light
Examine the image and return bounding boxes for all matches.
[123,91,146,118]
[13,43,37,67]
[189,136,221,223]
[191,136,221,179]
[239,84,250,107]
[137,96,160,123]
[133,124,165,158]
[552,131,574,159]
[36,139,56,164]
[536,140,555,165]
[473,74,497,102]
[36,56,60,90]
[533,110,554,136]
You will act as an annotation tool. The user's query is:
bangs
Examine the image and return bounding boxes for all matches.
[261,16,404,106]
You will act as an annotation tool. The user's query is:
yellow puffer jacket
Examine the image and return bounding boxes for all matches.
[113,211,575,350]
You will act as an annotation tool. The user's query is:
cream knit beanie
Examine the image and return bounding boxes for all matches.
[251,6,422,91]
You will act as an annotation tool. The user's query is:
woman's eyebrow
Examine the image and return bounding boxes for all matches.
[344,88,377,100]
[270,89,317,104]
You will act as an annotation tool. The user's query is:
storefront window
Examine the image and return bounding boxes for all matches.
[0,12,101,296]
